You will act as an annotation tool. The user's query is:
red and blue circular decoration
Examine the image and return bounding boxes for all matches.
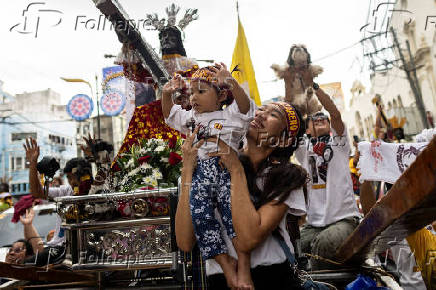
[67,94,94,121]
[101,89,126,116]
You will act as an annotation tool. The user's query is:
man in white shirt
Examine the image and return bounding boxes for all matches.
[295,83,360,270]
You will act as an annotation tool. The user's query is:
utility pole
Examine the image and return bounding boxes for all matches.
[95,74,101,139]
[405,40,428,129]
[390,27,429,129]
[361,31,398,72]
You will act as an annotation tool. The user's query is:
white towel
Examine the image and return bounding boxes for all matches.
[415,128,436,142]
[357,140,428,184]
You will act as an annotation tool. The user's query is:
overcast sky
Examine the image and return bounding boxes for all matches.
[0,0,373,108]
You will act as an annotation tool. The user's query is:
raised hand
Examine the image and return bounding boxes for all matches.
[23,137,40,164]
[19,208,35,226]
[80,133,97,159]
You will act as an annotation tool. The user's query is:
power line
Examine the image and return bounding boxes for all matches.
[313,41,362,62]
[313,31,394,64]
[3,111,76,137]
[0,118,76,124]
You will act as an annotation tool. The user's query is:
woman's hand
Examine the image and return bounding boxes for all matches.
[181,126,204,174]
[207,138,242,174]
[23,137,40,164]
[20,208,35,226]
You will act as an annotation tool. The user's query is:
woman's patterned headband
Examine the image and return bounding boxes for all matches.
[271,102,301,137]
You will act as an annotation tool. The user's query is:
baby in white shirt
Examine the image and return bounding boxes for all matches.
[162,63,255,289]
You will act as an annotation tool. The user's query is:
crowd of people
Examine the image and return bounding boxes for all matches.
[164,63,435,289]
[1,61,435,290]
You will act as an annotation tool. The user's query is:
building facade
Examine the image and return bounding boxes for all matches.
[343,0,436,140]
[0,87,77,196]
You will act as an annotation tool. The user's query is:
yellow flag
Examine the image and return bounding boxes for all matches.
[231,17,261,106]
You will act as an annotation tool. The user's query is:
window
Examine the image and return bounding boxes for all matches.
[10,157,24,171]
[16,157,23,170]
[11,132,37,142]
[49,134,71,146]
[11,184,23,192]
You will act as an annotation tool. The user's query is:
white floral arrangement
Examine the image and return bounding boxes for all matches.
[112,138,182,192]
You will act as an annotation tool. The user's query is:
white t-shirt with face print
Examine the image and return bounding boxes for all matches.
[295,125,360,227]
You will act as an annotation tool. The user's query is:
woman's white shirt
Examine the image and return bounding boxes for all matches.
[46,185,73,247]
[206,171,306,276]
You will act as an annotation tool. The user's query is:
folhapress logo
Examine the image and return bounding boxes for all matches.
[9,2,63,38]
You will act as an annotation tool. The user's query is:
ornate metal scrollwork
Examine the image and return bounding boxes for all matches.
[83,223,170,264]
[132,198,149,218]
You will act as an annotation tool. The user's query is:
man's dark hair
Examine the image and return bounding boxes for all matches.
[14,239,34,256]
[63,158,92,180]
[0,183,9,192]
[92,140,114,154]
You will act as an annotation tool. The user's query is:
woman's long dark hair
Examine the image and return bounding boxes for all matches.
[240,108,308,208]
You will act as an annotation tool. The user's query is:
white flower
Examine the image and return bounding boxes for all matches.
[121,175,129,185]
[126,158,135,169]
[194,206,205,214]
[140,163,152,170]
[143,176,153,185]
[161,157,168,163]
[127,167,141,177]
[142,176,158,187]
[155,145,165,152]
[152,169,163,179]
[204,230,220,243]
